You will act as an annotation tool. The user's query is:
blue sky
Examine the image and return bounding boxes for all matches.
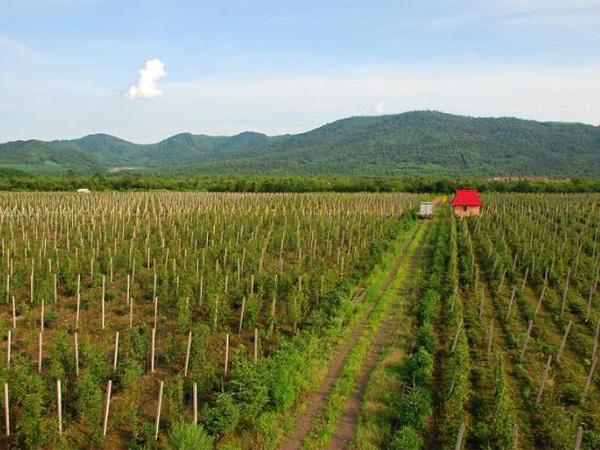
[1,0,599,142]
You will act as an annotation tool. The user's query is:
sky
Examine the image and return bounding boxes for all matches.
[1,0,599,143]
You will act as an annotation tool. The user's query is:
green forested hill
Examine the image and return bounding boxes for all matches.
[1,111,599,176]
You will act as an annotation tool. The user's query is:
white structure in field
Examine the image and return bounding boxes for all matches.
[77,188,91,194]
[419,201,433,218]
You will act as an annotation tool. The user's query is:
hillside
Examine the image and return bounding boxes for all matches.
[1,111,599,176]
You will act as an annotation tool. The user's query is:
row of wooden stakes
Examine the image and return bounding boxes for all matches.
[3,328,258,439]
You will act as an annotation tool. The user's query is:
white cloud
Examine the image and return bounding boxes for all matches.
[371,100,386,115]
[2,62,600,143]
[123,58,166,100]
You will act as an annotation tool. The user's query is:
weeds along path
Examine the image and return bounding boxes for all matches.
[278,220,426,450]
[325,221,430,449]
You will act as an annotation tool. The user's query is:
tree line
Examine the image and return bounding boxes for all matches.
[1,172,600,193]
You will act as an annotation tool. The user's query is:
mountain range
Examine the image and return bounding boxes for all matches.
[1,111,599,177]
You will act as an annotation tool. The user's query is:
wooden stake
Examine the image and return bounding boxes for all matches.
[513,424,519,450]
[101,275,106,330]
[129,296,133,329]
[521,267,529,293]
[498,268,506,293]
[184,331,192,377]
[74,332,79,376]
[506,287,516,321]
[103,379,112,437]
[11,296,15,328]
[593,317,600,361]
[574,426,583,450]
[113,332,119,373]
[534,286,546,319]
[153,296,158,329]
[3,383,8,437]
[40,299,44,331]
[213,296,219,330]
[583,356,598,401]
[38,331,43,373]
[536,354,552,404]
[556,320,573,363]
[560,269,570,320]
[451,320,462,353]
[76,274,80,328]
[30,267,34,303]
[238,297,246,333]
[254,328,258,364]
[155,381,164,440]
[587,284,594,320]
[57,379,62,435]
[6,330,11,368]
[519,320,533,362]
[454,422,466,450]
[193,382,198,425]
[151,328,156,373]
[224,333,230,375]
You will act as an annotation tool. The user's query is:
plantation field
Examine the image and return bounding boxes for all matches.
[0,192,420,449]
[1,192,599,450]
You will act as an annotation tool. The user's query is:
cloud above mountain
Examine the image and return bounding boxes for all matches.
[123,59,166,100]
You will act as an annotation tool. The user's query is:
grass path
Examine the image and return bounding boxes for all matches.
[325,221,429,449]
[277,220,426,450]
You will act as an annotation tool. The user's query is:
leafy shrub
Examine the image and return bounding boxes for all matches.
[74,370,103,444]
[558,382,582,406]
[388,426,422,450]
[202,392,240,435]
[167,422,213,450]
[117,356,144,390]
[228,357,269,419]
[167,375,185,425]
[405,348,434,385]
[416,323,437,353]
[394,386,432,431]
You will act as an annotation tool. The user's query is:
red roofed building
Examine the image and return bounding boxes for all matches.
[451,190,483,217]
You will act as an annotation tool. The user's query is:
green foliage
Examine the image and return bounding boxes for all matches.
[404,348,434,385]
[201,392,241,436]
[388,426,423,450]
[74,370,103,444]
[117,356,144,390]
[228,357,270,419]
[166,422,213,450]
[393,386,432,431]
[167,375,185,426]
[3,111,600,178]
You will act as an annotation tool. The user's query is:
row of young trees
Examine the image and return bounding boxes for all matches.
[0,192,420,449]
[464,194,600,449]
[385,194,599,450]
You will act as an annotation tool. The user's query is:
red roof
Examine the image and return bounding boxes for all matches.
[451,190,483,207]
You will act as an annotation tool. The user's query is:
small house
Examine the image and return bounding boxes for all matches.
[451,190,483,217]
[77,188,91,194]
[419,201,434,218]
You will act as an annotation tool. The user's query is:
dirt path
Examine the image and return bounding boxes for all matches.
[278,221,425,450]
[326,221,429,450]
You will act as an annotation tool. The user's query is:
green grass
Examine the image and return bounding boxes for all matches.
[301,222,428,449]
[218,218,420,450]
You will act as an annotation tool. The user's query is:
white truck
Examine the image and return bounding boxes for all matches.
[418,201,434,218]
